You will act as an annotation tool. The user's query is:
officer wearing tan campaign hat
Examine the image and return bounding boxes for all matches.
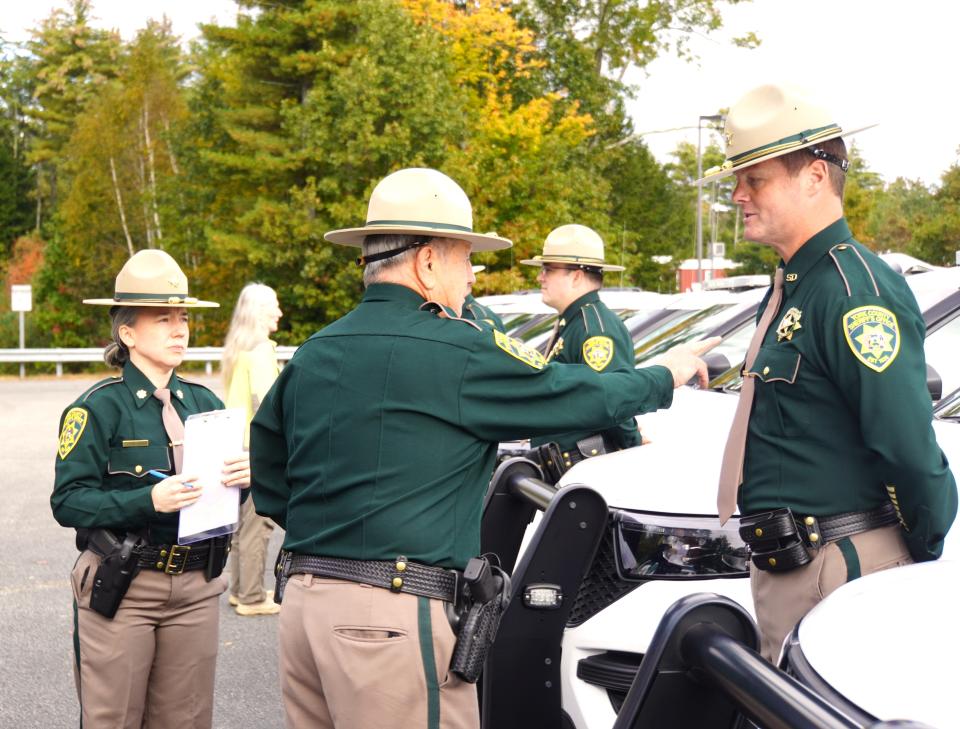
[249,168,715,728]
[462,265,505,331]
[521,224,642,482]
[52,249,251,728]
[708,83,957,662]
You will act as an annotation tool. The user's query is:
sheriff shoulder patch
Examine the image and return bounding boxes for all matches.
[59,407,88,459]
[843,306,900,373]
[582,336,614,372]
[494,329,546,370]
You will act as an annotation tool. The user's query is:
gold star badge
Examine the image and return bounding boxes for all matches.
[776,307,803,342]
[136,389,147,399]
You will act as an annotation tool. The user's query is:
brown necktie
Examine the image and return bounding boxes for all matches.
[154,388,185,474]
[717,268,785,523]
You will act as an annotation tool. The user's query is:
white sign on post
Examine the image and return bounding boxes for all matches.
[11,284,32,312]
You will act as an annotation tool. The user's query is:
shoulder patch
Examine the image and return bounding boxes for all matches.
[582,336,614,371]
[843,306,900,372]
[493,330,546,370]
[59,407,88,459]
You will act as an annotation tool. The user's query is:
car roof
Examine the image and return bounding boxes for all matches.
[796,559,960,726]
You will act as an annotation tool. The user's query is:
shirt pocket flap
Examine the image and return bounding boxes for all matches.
[745,347,801,384]
[107,445,171,478]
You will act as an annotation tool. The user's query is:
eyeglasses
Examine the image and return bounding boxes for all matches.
[540,264,577,275]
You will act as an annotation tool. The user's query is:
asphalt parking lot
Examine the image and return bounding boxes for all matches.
[0,375,284,728]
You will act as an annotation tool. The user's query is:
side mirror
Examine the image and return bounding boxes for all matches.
[927,363,943,401]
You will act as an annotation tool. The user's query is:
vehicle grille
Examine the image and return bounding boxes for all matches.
[566,527,643,627]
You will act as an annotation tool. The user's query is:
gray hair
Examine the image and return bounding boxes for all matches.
[362,234,461,286]
[104,306,140,368]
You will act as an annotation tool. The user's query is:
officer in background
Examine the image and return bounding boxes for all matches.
[462,265,505,331]
[51,249,251,727]
[520,224,642,482]
[250,167,715,729]
[706,84,958,661]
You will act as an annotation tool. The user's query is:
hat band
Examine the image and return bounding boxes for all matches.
[114,292,197,304]
[366,219,474,233]
[538,254,607,265]
[724,123,842,169]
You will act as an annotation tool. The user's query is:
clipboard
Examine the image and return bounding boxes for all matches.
[177,408,246,545]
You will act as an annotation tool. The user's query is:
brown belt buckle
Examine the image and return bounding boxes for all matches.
[164,544,191,575]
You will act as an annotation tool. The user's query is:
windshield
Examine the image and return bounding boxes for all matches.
[634,304,738,365]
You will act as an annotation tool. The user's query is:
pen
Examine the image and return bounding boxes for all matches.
[147,470,195,488]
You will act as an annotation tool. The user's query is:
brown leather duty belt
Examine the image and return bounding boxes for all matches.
[287,554,459,602]
[739,502,899,573]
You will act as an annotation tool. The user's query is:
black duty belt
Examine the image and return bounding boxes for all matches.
[288,554,459,602]
[530,433,615,484]
[740,503,899,573]
[138,543,211,575]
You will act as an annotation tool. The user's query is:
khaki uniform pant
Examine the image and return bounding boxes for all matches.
[279,575,479,729]
[70,549,226,729]
[229,495,275,604]
[751,524,912,663]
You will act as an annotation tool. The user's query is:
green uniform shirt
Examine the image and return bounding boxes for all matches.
[250,283,673,569]
[462,294,505,332]
[531,290,641,451]
[51,361,225,545]
[740,218,957,561]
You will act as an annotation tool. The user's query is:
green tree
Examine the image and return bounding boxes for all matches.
[843,143,883,247]
[0,55,35,254]
[911,164,960,266]
[865,177,936,254]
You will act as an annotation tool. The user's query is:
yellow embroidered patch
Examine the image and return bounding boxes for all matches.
[843,306,900,372]
[58,407,88,459]
[494,329,546,370]
[582,336,614,372]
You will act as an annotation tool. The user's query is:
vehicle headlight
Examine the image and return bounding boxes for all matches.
[613,510,748,580]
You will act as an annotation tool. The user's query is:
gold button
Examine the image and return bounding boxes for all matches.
[590,449,598,455]
[565,461,572,467]
[563,452,569,458]
[755,527,763,537]
[838,244,848,250]
[809,533,820,543]
[156,561,164,569]
[395,561,406,572]
[804,516,815,526]
[768,557,777,567]
[160,550,168,558]
[135,465,143,474]
[762,366,770,376]
[392,577,403,589]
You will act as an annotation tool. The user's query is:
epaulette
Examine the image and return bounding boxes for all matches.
[827,242,881,298]
[580,303,607,334]
[177,376,218,395]
[419,300,482,331]
[80,376,123,403]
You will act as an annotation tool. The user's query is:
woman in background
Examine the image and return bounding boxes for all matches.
[222,283,284,616]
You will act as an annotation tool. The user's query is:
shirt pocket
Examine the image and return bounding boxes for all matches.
[746,346,805,436]
[107,445,171,478]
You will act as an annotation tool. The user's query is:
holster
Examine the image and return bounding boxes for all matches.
[273,549,293,604]
[448,557,512,683]
[204,536,231,581]
[739,508,812,573]
[87,529,145,619]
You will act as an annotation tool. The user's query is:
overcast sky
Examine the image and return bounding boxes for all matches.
[3,1,956,187]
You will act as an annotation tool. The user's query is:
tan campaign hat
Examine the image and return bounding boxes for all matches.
[83,249,219,308]
[520,224,624,272]
[324,168,512,252]
[698,83,875,184]
[471,265,486,274]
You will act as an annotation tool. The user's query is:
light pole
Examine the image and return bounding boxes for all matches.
[696,114,724,286]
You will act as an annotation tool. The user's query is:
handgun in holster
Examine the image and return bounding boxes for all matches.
[448,556,512,683]
[204,536,231,581]
[87,529,145,620]
[273,549,293,604]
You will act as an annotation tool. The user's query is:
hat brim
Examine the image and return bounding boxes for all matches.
[519,255,625,272]
[696,123,877,185]
[83,298,220,308]
[325,224,511,252]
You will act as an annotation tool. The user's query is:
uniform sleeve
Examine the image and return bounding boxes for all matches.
[249,368,293,528]
[824,290,957,561]
[456,331,674,443]
[50,402,157,529]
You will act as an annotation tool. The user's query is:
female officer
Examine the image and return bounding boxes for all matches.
[222,283,283,616]
[51,249,251,729]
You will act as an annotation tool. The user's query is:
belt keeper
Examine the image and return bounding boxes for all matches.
[799,514,823,548]
[391,556,407,592]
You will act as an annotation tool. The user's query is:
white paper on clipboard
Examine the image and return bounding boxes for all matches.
[177,408,246,545]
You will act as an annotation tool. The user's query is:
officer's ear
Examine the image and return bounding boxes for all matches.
[416,244,439,289]
[804,157,830,197]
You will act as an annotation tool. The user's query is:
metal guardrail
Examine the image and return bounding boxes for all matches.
[0,346,299,377]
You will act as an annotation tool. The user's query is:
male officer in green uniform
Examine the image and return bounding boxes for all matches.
[250,168,716,729]
[462,265,505,331]
[520,224,641,482]
[706,84,957,661]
